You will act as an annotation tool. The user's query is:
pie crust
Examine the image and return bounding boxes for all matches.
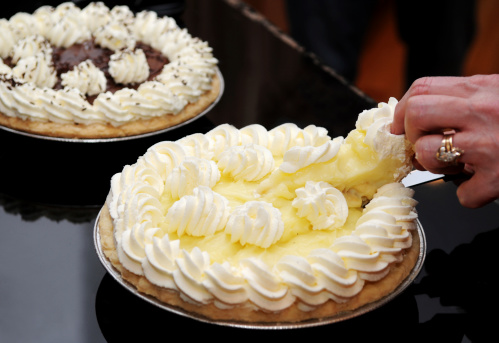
[98,195,420,323]
[0,74,220,139]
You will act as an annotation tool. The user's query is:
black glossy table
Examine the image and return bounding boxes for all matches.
[1,1,498,342]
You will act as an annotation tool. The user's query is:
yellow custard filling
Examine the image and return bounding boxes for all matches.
[258,129,410,208]
[154,123,410,268]
[158,173,363,267]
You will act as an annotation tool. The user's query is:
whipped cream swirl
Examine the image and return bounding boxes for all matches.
[109,49,149,84]
[203,262,248,307]
[9,12,41,41]
[173,247,213,303]
[80,2,112,33]
[165,186,230,237]
[12,53,57,88]
[218,144,275,181]
[0,19,17,58]
[240,124,270,147]
[165,156,221,199]
[142,230,181,289]
[354,183,417,259]
[141,141,187,181]
[280,136,343,173]
[241,258,295,311]
[205,124,242,160]
[357,98,407,159]
[225,201,284,248]
[9,34,52,64]
[7,83,49,121]
[61,60,106,96]
[176,133,214,160]
[44,4,91,47]
[292,181,348,230]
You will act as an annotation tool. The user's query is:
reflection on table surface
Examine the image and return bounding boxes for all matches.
[1,179,498,342]
[0,0,498,342]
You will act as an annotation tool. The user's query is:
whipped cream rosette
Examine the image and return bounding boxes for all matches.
[98,98,420,323]
[0,2,220,139]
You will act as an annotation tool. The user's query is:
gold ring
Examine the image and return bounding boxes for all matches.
[435,132,464,164]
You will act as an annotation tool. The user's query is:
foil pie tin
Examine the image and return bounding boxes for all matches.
[93,211,426,330]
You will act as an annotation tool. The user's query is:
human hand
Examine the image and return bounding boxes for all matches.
[391,74,499,208]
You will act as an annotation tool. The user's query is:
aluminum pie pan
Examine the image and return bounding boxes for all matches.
[0,68,224,143]
[93,211,426,329]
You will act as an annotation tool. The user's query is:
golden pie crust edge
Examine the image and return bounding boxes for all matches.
[0,74,220,139]
[97,199,421,324]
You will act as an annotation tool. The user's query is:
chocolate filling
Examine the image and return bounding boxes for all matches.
[52,40,169,103]
[5,39,169,104]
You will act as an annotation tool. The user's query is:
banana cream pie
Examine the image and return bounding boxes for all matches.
[98,98,420,323]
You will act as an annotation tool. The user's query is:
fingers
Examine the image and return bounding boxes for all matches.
[403,94,470,143]
[393,75,499,136]
[413,134,465,175]
[405,76,479,100]
[412,130,499,208]
[413,130,486,171]
[392,76,474,135]
[391,74,499,208]
[411,156,426,171]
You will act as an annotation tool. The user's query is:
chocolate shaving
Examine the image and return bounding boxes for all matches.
[49,39,169,103]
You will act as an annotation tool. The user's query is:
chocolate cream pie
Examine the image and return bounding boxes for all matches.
[97,98,421,323]
[0,2,220,139]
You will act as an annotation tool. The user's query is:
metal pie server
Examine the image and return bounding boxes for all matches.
[402,170,444,187]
